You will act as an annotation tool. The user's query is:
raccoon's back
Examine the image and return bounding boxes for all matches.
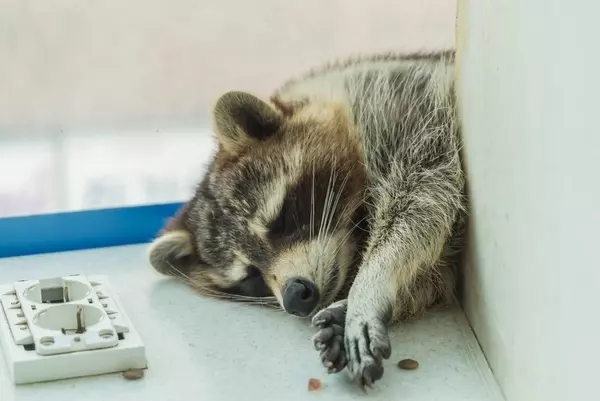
[275,51,458,178]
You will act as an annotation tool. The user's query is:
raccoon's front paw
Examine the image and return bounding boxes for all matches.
[344,314,391,389]
[311,300,348,373]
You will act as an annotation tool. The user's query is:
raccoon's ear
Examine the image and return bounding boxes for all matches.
[213,91,283,155]
[148,230,202,276]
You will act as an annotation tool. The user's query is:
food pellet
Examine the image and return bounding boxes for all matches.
[122,369,145,380]
[308,378,322,391]
[397,358,419,370]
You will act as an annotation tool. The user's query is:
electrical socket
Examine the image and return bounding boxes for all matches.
[0,275,147,384]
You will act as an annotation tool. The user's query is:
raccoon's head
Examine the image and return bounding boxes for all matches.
[148,91,368,317]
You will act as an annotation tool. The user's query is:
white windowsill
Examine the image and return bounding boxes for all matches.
[0,244,503,401]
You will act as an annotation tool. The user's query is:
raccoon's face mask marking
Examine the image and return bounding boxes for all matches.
[148,91,367,317]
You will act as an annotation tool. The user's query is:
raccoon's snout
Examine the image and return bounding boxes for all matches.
[282,277,320,317]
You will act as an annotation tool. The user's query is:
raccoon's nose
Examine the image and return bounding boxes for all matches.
[282,278,320,317]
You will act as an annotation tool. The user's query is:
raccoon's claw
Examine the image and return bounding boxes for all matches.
[311,299,348,328]
[319,335,347,373]
[312,332,348,372]
[312,324,344,349]
[344,315,391,388]
[311,300,349,373]
[312,324,347,372]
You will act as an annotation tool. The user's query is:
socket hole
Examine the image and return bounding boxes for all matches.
[10,301,18,305]
[99,330,114,339]
[24,279,90,304]
[23,343,35,351]
[40,337,55,346]
[33,304,104,331]
[118,332,125,340]
[73,336,81,342]
[109,316,116,320]
[16,312,24,318]
[102,303,108,308]
[31,305,36,310]
[88,298,93,303]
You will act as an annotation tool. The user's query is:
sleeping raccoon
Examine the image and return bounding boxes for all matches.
[148,50,467,388]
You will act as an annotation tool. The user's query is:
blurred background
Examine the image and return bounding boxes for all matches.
[0,0,456,217]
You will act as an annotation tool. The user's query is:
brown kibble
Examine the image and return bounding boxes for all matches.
[308,378,322,391]
[122,369,145,380]
[397,358,419,370]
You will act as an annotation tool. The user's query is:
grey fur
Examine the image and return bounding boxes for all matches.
[148,50,467,388]
[277,51,466,387]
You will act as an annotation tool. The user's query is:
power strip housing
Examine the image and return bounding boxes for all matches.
[0,274,147,384]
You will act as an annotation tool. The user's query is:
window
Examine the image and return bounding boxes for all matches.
[0,0,455,257]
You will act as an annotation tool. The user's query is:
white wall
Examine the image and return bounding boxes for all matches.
[457,1,600,400]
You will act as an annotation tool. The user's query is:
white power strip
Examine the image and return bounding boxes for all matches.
[0,275,147,384]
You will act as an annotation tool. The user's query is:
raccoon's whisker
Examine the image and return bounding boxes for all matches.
[301,243,315,285]
[318,213,366,292]
[320,166,358,276]
[324,167,351,237]
[185,282,281,306]
[362,200,376,209]
[323,192,359,257]
[316,164,339,286]
[164,262,281,308]
[325,162,338,230]
[184,282,281,308]
[293,215,317,285]
[326,188,360,252]
[292,212,301,237]
[349,216,369,233]
[332,215,368,256]
[323,187,339,238]
[318,163,336,244]
[322,176,337,247]
[310,162,316,242]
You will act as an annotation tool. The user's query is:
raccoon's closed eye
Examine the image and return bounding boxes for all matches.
[270,193,298,236]
[246,265,261,279]
[223,265,272,298]
[270,206,287,235]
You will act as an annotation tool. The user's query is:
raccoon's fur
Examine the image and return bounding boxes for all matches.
[148,50,467,387]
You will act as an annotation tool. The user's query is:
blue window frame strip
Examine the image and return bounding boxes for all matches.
[0,202,183,258]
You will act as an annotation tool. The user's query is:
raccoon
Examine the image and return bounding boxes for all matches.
[148,50,467,388]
